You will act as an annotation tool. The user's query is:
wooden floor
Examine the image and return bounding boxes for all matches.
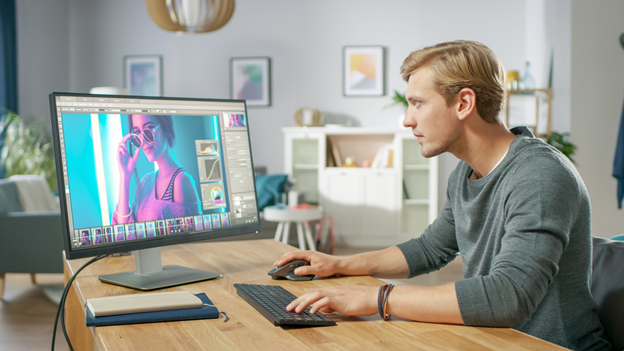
[0,244,463,350]
[0,273,66,350]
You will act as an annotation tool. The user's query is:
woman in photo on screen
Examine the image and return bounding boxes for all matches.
[80,230,91,246]
[94,229,103,244]
[112,114,201,224]
[228,114,245,127]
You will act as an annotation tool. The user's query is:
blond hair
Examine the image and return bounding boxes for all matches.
[400,40,506,124]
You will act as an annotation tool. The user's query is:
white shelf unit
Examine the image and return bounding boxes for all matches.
[398,135,439,240]
[283,127,438,247]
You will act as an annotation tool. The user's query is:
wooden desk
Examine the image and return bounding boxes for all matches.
[64,239,567,350]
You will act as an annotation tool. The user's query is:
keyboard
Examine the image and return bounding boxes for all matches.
[233,284,336,327]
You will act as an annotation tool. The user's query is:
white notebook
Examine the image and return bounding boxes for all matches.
[86,291,203,317]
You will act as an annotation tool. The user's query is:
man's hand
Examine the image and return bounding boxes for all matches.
[286,285,378,315]
[274,251,343,278]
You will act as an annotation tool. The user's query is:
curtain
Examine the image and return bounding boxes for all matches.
[0,0,17,113]
[0,0,17,178]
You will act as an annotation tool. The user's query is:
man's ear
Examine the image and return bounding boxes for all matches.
[456,88,476,121]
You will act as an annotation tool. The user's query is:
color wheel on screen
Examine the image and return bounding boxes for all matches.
[211,186,224,204]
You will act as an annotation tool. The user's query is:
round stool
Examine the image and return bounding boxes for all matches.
[264,205,323,251]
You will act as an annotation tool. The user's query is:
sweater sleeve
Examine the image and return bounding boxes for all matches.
[455,156,579,328]
[397,173,459,278]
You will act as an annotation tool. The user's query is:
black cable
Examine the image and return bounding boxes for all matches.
[51,254,109,351]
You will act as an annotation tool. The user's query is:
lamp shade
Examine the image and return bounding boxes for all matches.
[146,0,235,34]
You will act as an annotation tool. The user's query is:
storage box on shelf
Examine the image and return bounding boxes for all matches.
[282,127,438,247]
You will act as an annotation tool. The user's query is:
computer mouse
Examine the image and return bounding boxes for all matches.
[268,259,315,281]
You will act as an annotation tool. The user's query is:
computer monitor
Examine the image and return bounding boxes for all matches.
[49,93,261,290]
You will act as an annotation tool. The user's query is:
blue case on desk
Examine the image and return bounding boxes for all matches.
[86,293,219,327]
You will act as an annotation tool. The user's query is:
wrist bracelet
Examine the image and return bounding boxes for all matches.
[115,207,133,219]
[377,285,388,319]
[382,284,394,320]
[378,284,395,320]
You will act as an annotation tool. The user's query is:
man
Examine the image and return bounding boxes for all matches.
[275,41,610,350]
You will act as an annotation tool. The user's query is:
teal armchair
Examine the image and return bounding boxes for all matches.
[0,178,64,298]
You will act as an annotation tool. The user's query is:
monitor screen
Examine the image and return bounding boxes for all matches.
[50,93,260,260]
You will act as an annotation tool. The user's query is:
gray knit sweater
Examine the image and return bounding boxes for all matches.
[397,127,610,350]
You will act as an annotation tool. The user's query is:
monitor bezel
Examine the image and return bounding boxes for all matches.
[49,92,262,260]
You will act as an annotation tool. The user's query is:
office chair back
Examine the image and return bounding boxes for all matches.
[591,236,624,350]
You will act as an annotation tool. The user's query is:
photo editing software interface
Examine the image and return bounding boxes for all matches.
[53,95,258,251]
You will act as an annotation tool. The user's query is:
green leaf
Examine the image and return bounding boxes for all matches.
[0,111,57,192]
[383,90,409,111]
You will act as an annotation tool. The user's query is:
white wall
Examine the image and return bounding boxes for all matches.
[571,0,624,238]
[545,0,571,134]
[19,0,622,241]
[19,0,545,213]
[16,0,70,124]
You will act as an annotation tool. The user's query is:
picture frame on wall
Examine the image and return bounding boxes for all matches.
[230,57,271,107]
[343,46,385,96]
[123,55,163,96]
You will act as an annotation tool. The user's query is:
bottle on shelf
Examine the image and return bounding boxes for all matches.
[520,61,536,90]
[506,70,520,90]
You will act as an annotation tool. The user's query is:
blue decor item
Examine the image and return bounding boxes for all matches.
[0,0,18,179]
[610,234,624,241]
[613,98,624,209]
[255,174,288,211]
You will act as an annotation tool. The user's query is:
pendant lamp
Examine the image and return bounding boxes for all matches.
[146,0,235,34]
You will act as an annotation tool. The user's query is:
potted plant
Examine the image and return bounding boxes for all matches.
[538,131,577,164]
[0,109,57,192]
[386,90,409,111]
[383,90,409,129]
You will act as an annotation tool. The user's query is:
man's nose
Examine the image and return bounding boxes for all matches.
[402,109,415,128]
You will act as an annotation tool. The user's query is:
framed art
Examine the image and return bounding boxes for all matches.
[343,46,385,96]
[123,55,163,96]
[230,57,271,107]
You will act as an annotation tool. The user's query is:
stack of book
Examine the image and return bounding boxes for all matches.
[326,137,394,169]
[85,290,220,327]
[327,136,342,167]
[371,145,394,169]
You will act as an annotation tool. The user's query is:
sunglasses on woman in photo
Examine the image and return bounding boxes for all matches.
[130,125,160,148]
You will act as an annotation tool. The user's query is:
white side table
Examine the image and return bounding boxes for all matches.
[264,205,322,251]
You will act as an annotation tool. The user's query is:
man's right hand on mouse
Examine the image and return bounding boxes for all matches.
[274,251,342,278]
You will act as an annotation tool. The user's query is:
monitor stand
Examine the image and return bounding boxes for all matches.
[98,247,221,291]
